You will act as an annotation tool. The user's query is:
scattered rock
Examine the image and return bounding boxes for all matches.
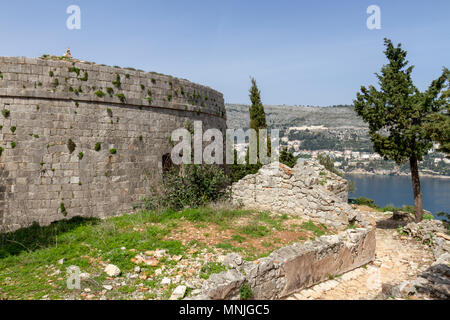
[170,285,187,300]
[161,277,171,285]
[104,264,121,277]
[57,258,65,265]
[103,285,113,291]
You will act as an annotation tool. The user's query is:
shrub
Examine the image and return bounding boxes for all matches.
[80,72,88,81]
[94,142,101,152]
[354,197,378,208]
[112,74,121,88]
[279,147,299,168]
[0,147,3,156]
[49,71,54,77]
[240,283,253,300]
[2,109,10,118]
[95,90,105,98]
[106,87,114,97]
[144,165,230,211]
[115,93,126,103]
[78,152,84,160]
[109,148,117,155]
[67,139,76,154]
[10,141,16,149]
[10,126,16,133]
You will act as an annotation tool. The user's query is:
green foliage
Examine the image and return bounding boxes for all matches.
[94,142,101,152]
[10,141,16,149]
[67,139,76,154]
[144,165,230,211]
[68,67,80,76]
[78,152,84,160]
[2,109,10,118]
[229,79,270,183]
[95,90,105,98]
[80,72,88,81]
[167,94,172,102]
[354,39,448,221]
[106,87,114,97]
[240,283,254,300]
[436,212,450,223]
[10,126,16,133]
[115,93,126,103]
[354,39,447,165]
[49,71,54,77]
[0,72,3,79]
[301,220,325,237]
[200,262,227,280]
[317,153,344,177]
[0,146,3,156]
[424,72,450,158]
[109,148,117,155]
[112,74,121,88]
[279,147,299,168]
[140,84,145,90]
[354,197,378,208]
[60,203,67,217]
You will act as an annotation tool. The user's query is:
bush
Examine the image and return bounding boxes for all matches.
[279,147,299,168]
[354,197,378,208]
[144,165,230,211]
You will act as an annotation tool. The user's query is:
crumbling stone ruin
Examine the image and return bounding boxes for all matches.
[192,161,377,300]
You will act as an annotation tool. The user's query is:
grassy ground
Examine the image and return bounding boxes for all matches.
[0,205,332,300]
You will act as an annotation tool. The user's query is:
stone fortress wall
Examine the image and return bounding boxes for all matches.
[0,56,226,232]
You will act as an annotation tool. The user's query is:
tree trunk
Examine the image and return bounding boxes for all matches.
[410,156,423,222]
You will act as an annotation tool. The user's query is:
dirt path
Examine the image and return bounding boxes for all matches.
[288,211,435,300]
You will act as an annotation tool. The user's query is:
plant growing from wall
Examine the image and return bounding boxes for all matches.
[78,152,84,160]
[167,94,172,102]
[125,74,130,79]
[106,87,114,97]
[95,90,106,98]
[240,283,254,300]
[49,71,54,77]
[106,108,113,117]
[80,72,88,81]
[151,78,156,84]
[52,78,59,88]
[10,141,16,149]
[68,67,81,77]
[94,142,101,152]
[112,74,121,88]
[0,72,3,79]
[2,109,10,118]
[109,148,117,155]
[60,202,67,217]
[67,139,76,154]
[10,126,16,133]
[115,93,126,103]
[140,84,145,90]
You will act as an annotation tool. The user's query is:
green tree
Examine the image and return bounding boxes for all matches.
[424,75,450,157]
[279,147,299,168]
[230,78,270,182]
[354,39,448,222]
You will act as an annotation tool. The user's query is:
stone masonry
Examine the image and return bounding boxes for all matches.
[0,56,226,232]
[232,160,356,229]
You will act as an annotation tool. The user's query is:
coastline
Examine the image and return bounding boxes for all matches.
[346,170,450,180]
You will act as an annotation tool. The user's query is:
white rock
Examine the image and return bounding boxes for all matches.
[161,277,171,285]
[103,285,113,291]
[58,258,65,265]
[134,266,141,273]
[104,264,121,277]
[170,285,187,300]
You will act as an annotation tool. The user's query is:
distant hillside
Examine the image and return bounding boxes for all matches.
[225,104,367,130]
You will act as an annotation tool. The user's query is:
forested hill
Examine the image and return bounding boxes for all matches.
[225,104,367,130]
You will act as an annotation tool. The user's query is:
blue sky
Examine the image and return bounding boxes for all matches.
[0,0,448,106]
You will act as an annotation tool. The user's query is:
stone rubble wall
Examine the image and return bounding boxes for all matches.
[195,226,376,300]
[0,57,226,233]
[231,160,354,229]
